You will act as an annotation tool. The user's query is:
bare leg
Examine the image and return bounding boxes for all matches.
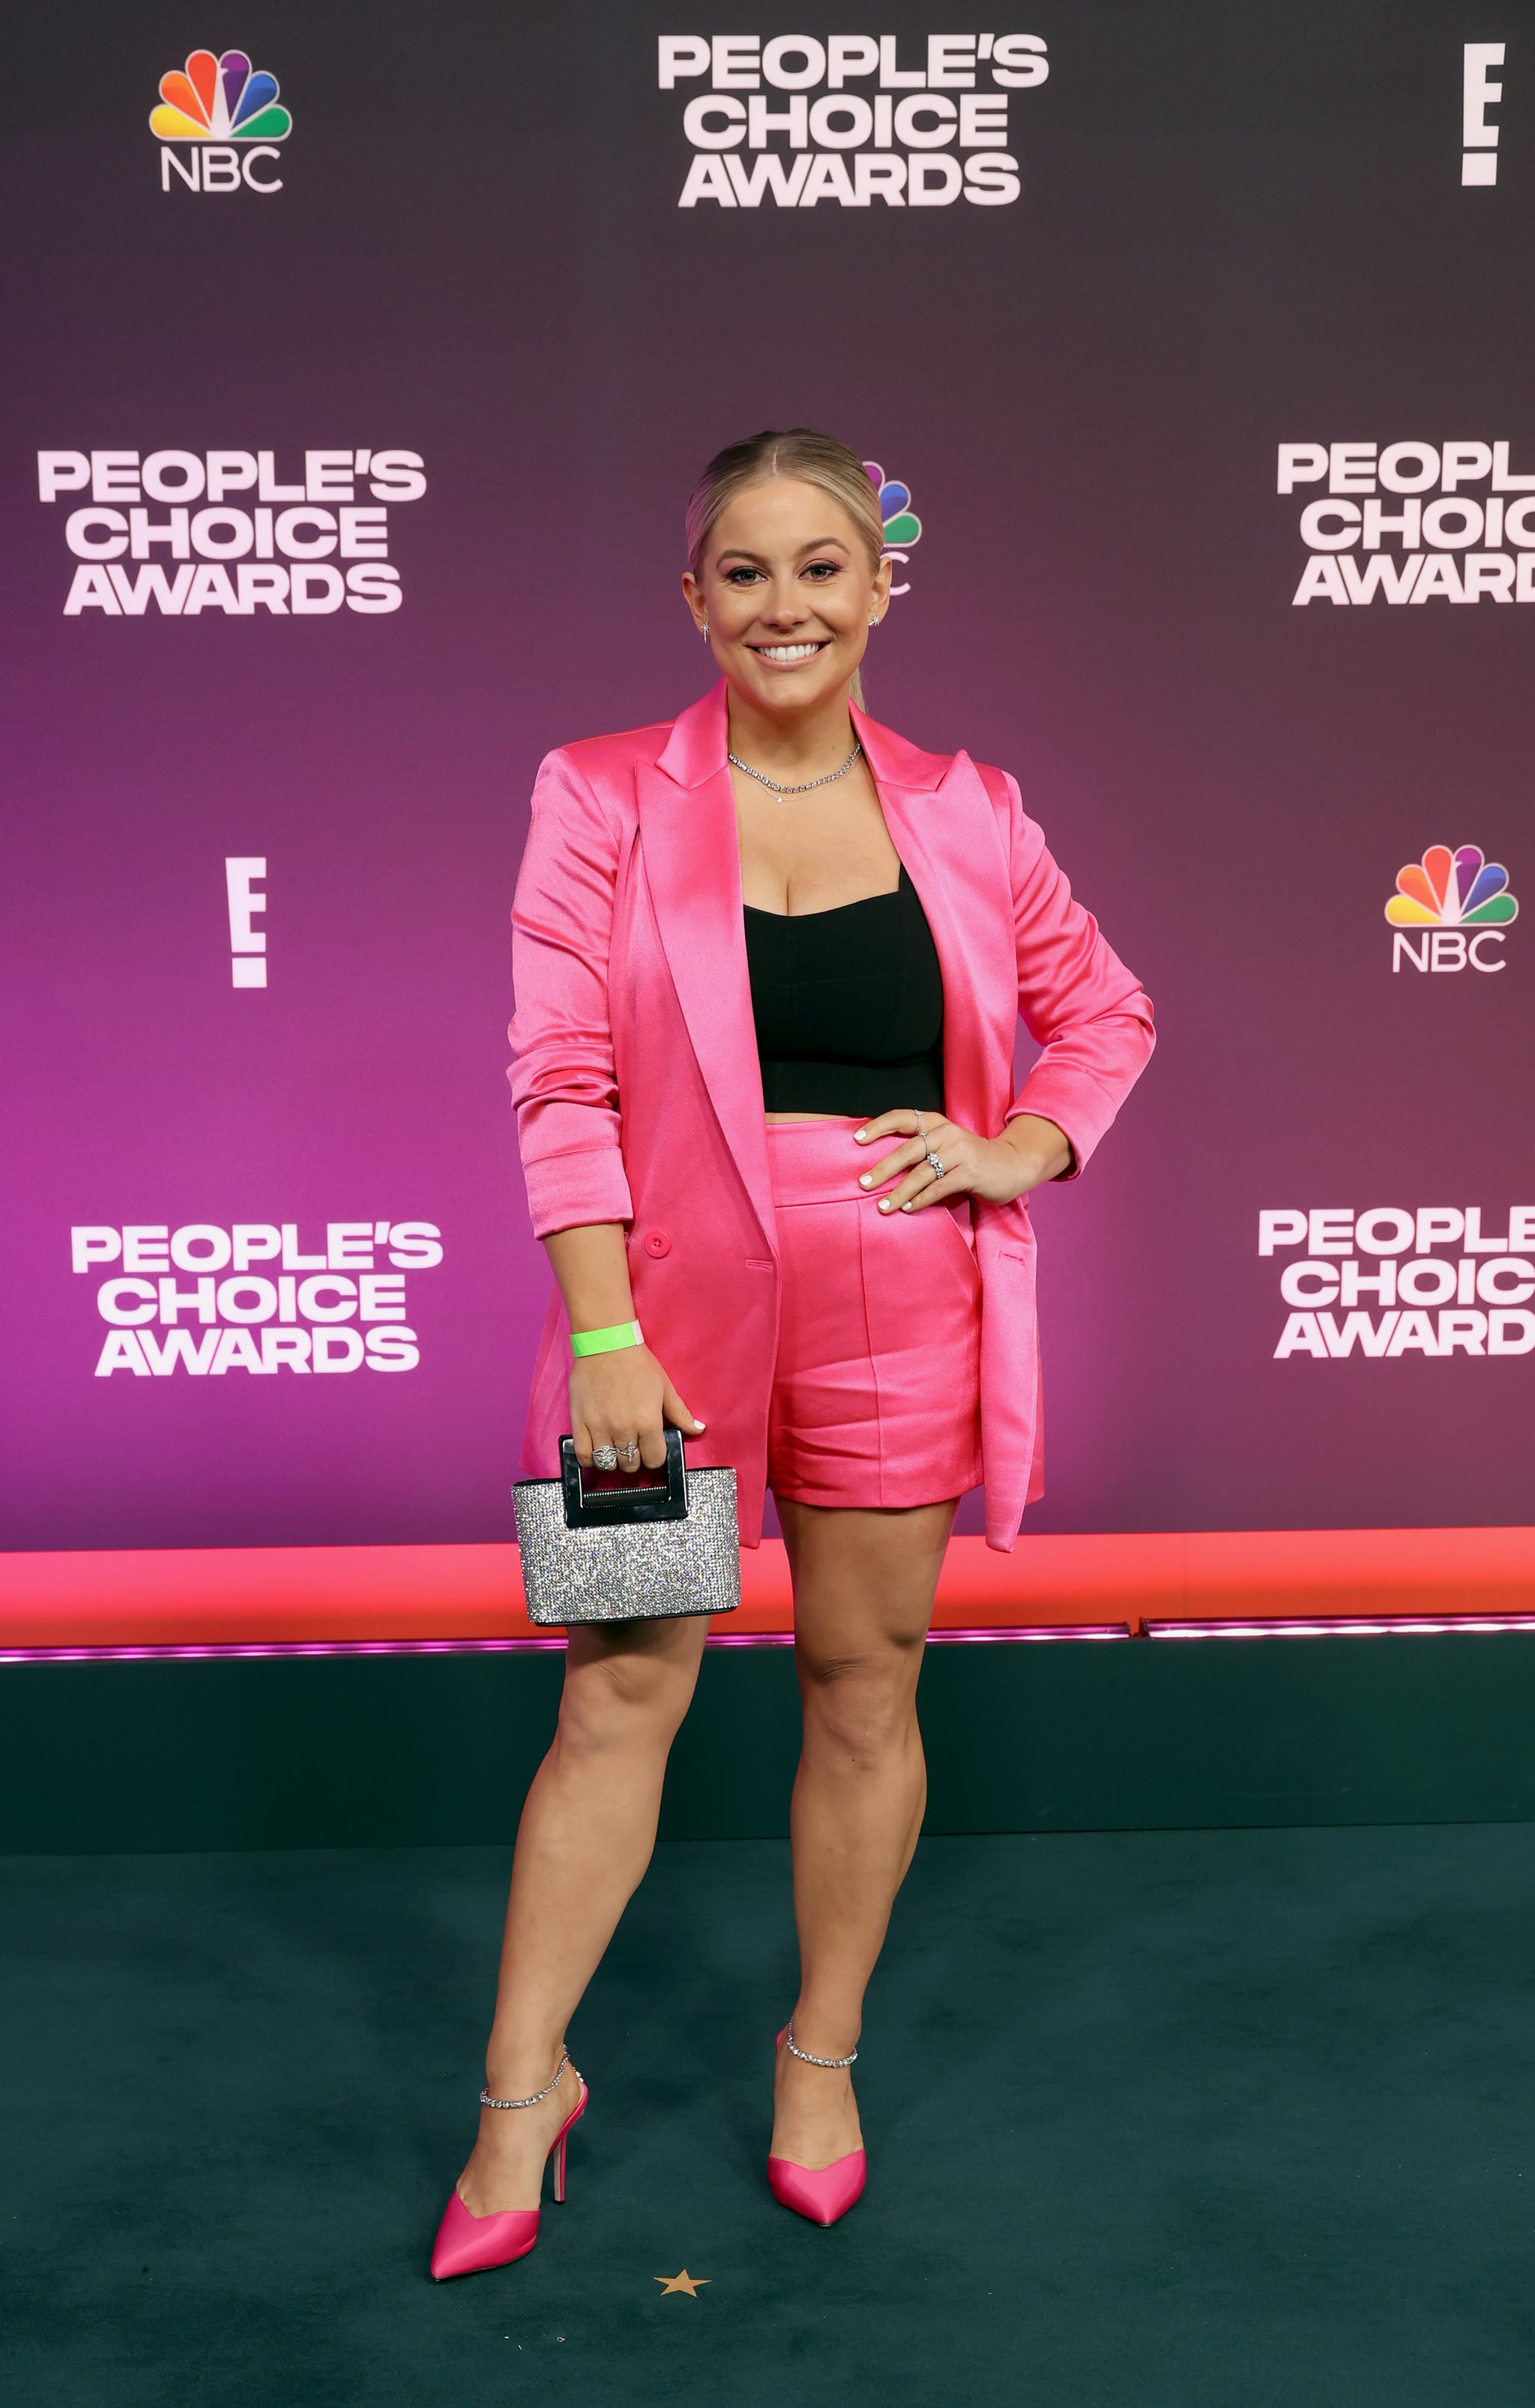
[456,1614,707,2213]
[770,1497,955,2170]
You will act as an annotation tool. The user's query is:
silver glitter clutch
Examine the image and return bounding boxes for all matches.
[513,1431,741,1626]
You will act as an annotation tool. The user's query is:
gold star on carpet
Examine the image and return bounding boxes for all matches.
[654,2269,709,2296]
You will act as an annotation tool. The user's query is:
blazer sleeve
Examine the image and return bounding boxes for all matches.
[507,747,636,1237]
[986,767,1155,1177]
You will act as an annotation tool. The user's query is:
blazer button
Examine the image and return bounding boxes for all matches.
[643,1228,672,1258]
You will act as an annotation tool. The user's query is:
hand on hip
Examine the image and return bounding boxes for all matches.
[853,1107,1071,1212]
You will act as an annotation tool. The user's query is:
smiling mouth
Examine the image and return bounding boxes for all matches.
[749,640,830,665]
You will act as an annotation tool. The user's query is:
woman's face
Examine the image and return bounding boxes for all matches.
[683,477,891,718]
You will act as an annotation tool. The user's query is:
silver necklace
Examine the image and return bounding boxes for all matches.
[728,740,863,797]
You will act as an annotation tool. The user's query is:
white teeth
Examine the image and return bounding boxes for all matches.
[757,642,822,662]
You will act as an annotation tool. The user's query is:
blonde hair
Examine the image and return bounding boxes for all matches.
[686,429,884,709]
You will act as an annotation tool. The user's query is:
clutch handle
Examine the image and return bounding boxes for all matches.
[559,1428,690,1529]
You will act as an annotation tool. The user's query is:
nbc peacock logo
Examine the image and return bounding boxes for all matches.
[151,48,291,194]
[864,464,923,599]
[1387,843,1518,974]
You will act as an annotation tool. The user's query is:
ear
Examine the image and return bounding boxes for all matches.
[681,568,708,635]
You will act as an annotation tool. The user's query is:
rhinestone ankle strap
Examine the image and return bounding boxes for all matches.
[784,2021,857,2068]
[480,2048,568,2109]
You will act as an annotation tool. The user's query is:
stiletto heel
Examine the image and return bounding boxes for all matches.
[768,2021,867,2227]
[429,2049,588,2280]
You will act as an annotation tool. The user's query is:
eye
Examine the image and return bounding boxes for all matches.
[724,566,764,585]
[803,560,842,581]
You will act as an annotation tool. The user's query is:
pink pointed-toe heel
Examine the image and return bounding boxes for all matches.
[429,2048,588,2281]
[767,2021,867,2227]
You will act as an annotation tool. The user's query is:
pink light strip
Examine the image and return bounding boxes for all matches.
[706,1623,1129,1649]
[0,1623,1131,1666]
[1147,1615,1535,1641]
[927,1623,1130,1644]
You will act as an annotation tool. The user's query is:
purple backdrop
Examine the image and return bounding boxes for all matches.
[3,1,1533,1565]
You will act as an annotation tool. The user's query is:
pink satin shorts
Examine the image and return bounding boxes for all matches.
[765,1119,983,1512]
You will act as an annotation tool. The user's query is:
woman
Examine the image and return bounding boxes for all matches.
[430,429,1153,2278]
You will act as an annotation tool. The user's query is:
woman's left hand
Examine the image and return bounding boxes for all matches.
[854,1108,1073,1212]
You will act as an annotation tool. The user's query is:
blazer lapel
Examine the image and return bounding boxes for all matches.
[854,705,1016,1139]
[637,685,777,1255]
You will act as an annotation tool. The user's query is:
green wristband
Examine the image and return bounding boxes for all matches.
[570,1319,644,1359]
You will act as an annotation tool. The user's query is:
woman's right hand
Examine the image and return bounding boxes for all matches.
[570,1345,705,1474]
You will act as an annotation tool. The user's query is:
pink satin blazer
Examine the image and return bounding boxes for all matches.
[508,682,1153,1550]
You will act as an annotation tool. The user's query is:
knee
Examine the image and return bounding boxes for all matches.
[556,1644,699,1758]
[798,1638,922,1766]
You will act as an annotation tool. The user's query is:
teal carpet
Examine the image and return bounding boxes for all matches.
[6,1825,1535,2405]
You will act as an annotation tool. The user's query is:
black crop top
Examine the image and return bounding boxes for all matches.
[743,866,946,1115]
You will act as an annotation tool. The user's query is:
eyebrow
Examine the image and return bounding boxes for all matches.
[715,537,853,565]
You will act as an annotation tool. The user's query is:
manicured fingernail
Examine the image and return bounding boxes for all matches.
[695,1421,706,1431]
[859,1173,873,1187]
[878,1198,893,1212]
[900,1201,914,1213]
[854,1129,869,1141]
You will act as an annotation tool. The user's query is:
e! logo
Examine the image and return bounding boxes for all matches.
[1463,42,1505,186]
[225,857,267,987]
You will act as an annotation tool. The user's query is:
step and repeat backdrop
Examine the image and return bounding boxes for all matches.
[2,1,1532,1562]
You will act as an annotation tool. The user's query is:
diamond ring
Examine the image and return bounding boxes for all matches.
[926,1151,946,1180]
[617,1442,640,1464]
[591,1445,619,1470]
